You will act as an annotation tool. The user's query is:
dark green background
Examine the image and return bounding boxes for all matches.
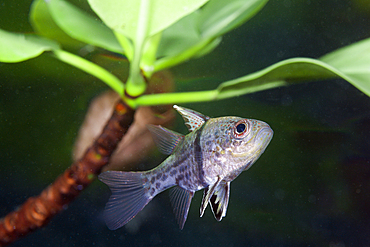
[1,0,370,246]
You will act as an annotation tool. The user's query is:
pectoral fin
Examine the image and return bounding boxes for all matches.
[169,186,194,229]
[173,105,210,132]
[200,177,221,217]
[209,181,230,221]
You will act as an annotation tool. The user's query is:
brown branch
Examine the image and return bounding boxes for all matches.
[72,90,175,172]
[0,100,135,246]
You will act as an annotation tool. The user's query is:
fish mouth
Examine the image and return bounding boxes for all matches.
[255,124,273,149]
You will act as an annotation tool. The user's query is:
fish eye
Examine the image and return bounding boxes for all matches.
[233,120,250,139]
[236,123,246,133]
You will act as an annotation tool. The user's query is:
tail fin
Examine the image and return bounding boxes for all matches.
[98,171,151,230]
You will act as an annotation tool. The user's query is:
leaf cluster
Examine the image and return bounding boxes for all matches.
[0,0,369,108]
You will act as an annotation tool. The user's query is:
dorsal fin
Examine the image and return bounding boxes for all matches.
[147,125,184,155]
[209,181,230,221]
[173,105,210,132]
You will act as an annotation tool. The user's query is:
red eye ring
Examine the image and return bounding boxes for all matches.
[233,119,250,139]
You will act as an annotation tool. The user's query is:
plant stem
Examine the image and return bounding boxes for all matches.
[52,49,124,96]
[140,32,162,78]
[131,80,286,107]
[114,31,133,61]
[132,90,218,106]
[125,0,150,97]
[0,100,135,246]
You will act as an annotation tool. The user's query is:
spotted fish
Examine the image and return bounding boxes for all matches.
[99,105,273,230]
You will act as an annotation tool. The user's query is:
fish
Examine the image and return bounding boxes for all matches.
[98,105,273,230]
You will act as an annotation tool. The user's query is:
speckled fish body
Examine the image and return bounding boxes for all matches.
[99,105,273,230]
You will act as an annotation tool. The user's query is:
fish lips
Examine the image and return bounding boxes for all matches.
[255,123,274,150]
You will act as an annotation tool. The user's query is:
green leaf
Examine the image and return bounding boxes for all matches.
[156,10,221,59]
[139,37,370,106]
[154,0,268,71]
[215,58,335,100]
[0,29,59,63]
[199,0,269,38]
[133,54,370,106]
[157,11,201,57]
[320,37,370,96]
[154,37,218,72]
[87,0,209,40]
[45,0,123,53]
[30,0,83,49]
[193,37,222,58]
[155,11,220,71]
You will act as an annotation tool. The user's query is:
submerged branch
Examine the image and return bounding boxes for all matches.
[0,100,135,246]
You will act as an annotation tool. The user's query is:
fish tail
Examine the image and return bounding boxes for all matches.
[98,171,151,230]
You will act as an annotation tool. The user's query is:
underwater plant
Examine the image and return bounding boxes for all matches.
[0,0,370,245]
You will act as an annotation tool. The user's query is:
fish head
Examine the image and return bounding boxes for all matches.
[202,117,273,180]
[229,118,273,164]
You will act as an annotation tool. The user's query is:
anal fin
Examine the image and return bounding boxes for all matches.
[209,181,230,221]
[169,186,194,229]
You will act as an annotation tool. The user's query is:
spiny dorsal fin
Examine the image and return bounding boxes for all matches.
[147,125,184,155]
[209,181,230,221]
[173,105,210,132]
[200,176,221,217]
[169,186,194,230]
